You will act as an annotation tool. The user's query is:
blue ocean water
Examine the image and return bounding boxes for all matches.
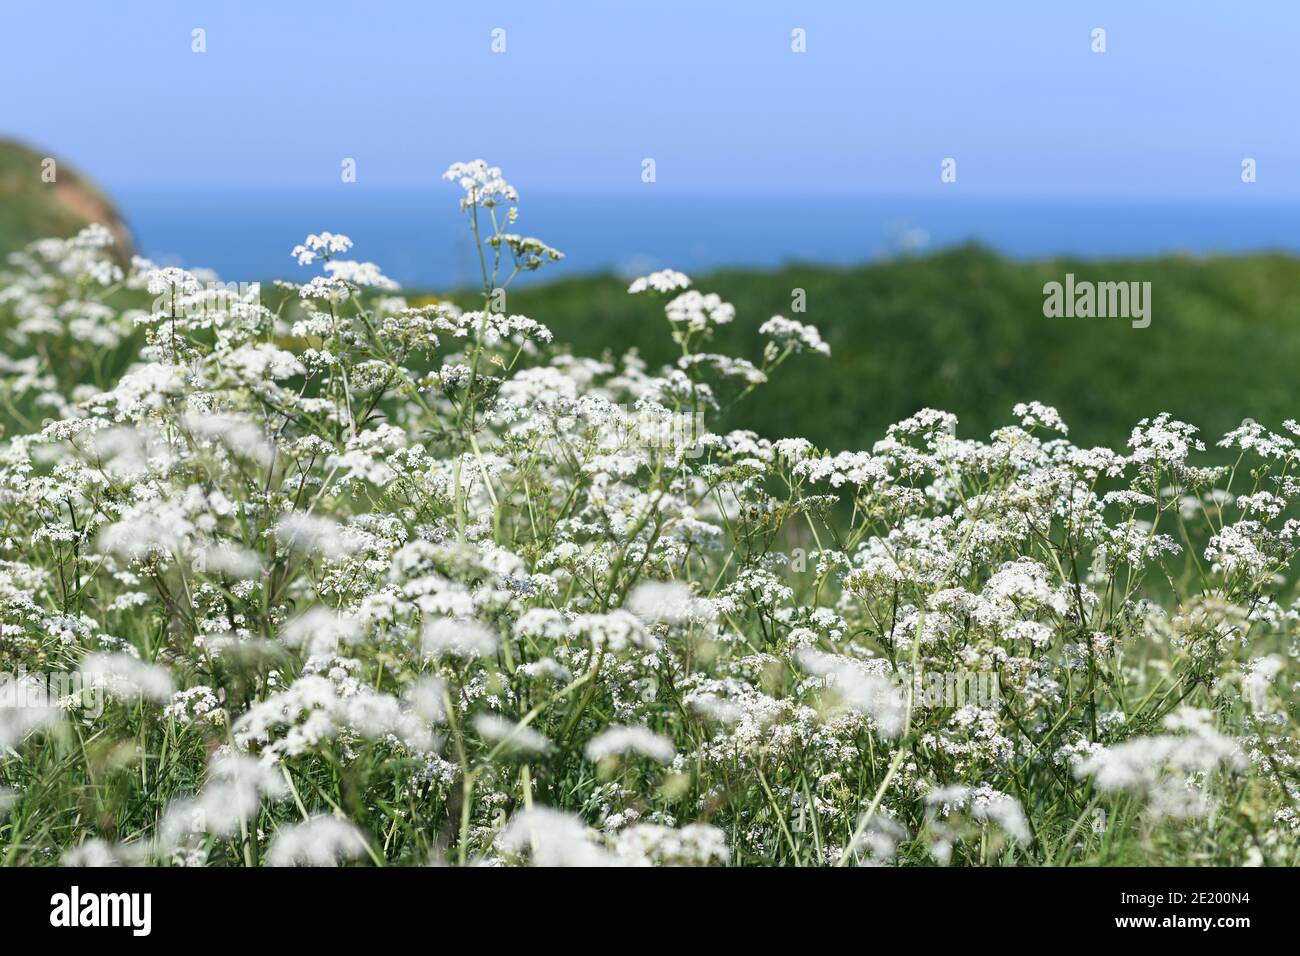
[115,189,1300,290]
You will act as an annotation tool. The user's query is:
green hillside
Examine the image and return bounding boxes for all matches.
[503,246,1300,453]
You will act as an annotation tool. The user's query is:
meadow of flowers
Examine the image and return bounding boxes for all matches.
[0,160,1297,867]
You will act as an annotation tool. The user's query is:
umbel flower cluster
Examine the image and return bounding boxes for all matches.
[0,162,1298,867]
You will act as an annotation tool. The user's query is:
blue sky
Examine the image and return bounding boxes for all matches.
[3,0,1297,199]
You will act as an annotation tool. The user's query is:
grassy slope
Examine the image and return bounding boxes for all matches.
[0,138,133,261]
[501,246,1300,454]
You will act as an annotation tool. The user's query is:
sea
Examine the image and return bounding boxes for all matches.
[114,189,1300,290]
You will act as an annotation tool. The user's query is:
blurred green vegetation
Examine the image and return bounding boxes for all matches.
[500,246,1300,454]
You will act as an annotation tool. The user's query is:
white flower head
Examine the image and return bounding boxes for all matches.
[585,725,675,764]
[473,713,551,755]
[422,617,499,660]
[80,653,175,703]
[0,674,63,748]
[625,580,713,625]
[499,807,615,867]
[267,815,370,866]
[628,269,691,294]
[443,160,518,210]
[290,232,353,265]
[795,648,905,738]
